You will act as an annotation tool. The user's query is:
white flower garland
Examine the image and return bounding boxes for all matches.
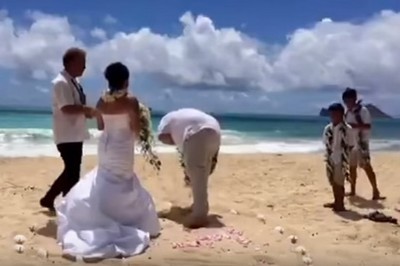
[138,103,161,172]
[102,89,161,172]
[102,89,128,102]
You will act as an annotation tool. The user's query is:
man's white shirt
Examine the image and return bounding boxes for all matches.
[345,106,372,144]
[52,70,89,144]
[157,108,221,151]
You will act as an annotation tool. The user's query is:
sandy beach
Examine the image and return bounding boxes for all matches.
[0,153,399,266]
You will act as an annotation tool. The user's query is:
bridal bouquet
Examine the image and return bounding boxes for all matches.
[138,103,162,172]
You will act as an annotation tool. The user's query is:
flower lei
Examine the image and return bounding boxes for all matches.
[102,88,128,102]
[177,148,219,185]
[102,89,161,172]
[348,100,370,163]
[138,103,162,172]
[324,122,351,183]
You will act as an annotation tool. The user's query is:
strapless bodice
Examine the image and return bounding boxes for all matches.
[97,113,136,179]
[102,113,132,133]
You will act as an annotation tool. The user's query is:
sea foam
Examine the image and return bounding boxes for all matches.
[0,127,399,157]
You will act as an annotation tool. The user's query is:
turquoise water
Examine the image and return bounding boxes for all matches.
[0,109,399,157]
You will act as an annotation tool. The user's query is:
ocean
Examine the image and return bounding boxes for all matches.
[0,109,399,157]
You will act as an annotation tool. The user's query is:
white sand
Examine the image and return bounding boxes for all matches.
[0,153,399,265]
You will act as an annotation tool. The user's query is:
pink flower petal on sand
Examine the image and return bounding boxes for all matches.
[212,234,223,241]
[171,242,185,249]
[186,241,201,247]
[199,235,212,241]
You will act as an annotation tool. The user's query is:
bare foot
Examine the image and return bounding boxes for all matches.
[372,191,386,201]
[183,215,208,229]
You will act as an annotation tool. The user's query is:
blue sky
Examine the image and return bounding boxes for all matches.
[2,0,400,115]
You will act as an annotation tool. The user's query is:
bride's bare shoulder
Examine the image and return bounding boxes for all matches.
[127,96,139,111]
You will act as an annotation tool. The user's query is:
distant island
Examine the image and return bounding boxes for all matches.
[319,104,392,119]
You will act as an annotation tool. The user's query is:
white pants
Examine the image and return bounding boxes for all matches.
[183,128,220,218]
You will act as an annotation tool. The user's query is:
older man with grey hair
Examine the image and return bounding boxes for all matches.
[40,47,96,211]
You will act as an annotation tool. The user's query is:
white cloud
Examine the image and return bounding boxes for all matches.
[0,10,82,81]
[1,9,400,94]
[90,27,107,40]
[35,85,49,93]
[103,14,117,25]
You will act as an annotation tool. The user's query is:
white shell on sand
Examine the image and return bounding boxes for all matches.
[295,245,307,255]
[302,255,313,265]
[230,209,239,215]
[13,234,27,244]
[36,248,48,258]
[274,226,284,234]
[14,244,25,254]
[288,235,298,244]
[256,214,266,223]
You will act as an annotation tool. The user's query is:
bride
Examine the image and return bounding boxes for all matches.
[55,62,161,260]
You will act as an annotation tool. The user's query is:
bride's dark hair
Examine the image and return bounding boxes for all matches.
[104,62,130,92]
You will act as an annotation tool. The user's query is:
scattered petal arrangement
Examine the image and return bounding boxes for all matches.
[166,214,313,265]
[171,227,252,250]
[13,216,314,265]
[166,213,314,265]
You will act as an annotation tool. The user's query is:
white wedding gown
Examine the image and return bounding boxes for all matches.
[56,113,161,259]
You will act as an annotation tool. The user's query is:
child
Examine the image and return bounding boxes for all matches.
[322,103,355,212]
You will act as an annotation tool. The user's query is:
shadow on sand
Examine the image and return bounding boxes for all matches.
[334,209,364,221]
[158,206,225,229]
[349,195,385,209]
[36,219,57,239]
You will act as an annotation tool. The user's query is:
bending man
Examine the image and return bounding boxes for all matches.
[157,108,221,228]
